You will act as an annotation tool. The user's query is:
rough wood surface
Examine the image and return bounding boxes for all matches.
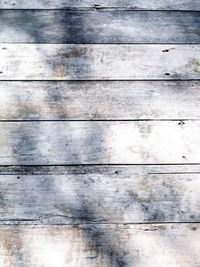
[0,81,200,120]
[0,44,200,80]
[0,0,200,10]
[0,0,199,264]
[1,11,200,43]
[0,224,199,267]
[0,164,199,175]
[0,166,200,223]
[0,121,199,164]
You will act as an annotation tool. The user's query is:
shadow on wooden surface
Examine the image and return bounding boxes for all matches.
[0,5,199,267]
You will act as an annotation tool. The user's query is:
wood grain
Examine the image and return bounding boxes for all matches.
[0,164,199,175]
[0,81,200,120]
[0,165,200,223]
[0,0,199,264]
[0,44,200,80]
[0,121,199,164]
[0,224,199,267]
[0,0,200,10]
[1,11,200,43]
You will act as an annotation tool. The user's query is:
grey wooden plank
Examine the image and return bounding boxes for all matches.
[0,44,200,80]
[0,164,199,175]
[0,166,200,224]
[0,121,200,164]
[0,81,200,120]
[0,0,200,10]
[0,224,199,267]
[1,11,200,43]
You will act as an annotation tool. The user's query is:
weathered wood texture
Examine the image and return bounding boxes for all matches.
[0,81,200,120]
[0,0,199,265]
[0,165,200,223]
[0,0,200,10]
[0,224,199,267]
[0,164,199,175]
[0,121,199,164]
[1,11,200,43]
[0,45,200,80]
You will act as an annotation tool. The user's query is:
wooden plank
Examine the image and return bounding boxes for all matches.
[0,44,200,80]
[0,166,200,223]
[0,121,200,164]
[1,11,200,43]
[0,224,199,266]
[0,164,199,175]
[0,81,200,120]
[0,0,200,10]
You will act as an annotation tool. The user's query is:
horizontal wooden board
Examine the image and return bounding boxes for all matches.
[0,45,200,80]
[0,164,199,175]
[0,165,200,223]
[0,81,200,120]
[1,11,200,43]
[0,224,199,266]
[0,121,200,164]
[0,0,200,10]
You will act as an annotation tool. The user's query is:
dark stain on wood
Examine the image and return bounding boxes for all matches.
[1,10,200,43]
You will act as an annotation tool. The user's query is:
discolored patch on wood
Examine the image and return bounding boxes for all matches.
[52,69,65,78]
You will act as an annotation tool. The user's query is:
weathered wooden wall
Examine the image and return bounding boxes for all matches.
[0,1,200,266]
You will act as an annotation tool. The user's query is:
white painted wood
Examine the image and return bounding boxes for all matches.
[0,224,199,267]
[0,0,199,10]
[1,11,200,43]
[0,121,199,164]
[0,45,199,80]
[0,81,199,120]
[0,169,199,223]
